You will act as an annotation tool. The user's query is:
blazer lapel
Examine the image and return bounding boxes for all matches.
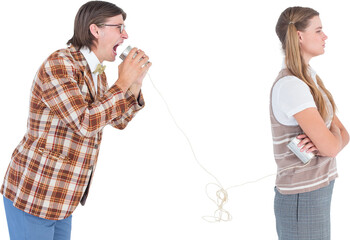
[69,46,97,102]
[83,67,97,101]
[101,73,108,92]
[97,73,108,99]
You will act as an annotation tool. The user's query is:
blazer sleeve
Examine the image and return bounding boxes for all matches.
[110,89,145,130]
[37,53,131,138]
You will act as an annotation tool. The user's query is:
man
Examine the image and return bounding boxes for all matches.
[1,1,151,239]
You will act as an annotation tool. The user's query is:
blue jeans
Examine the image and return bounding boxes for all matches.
[3,196,72,240]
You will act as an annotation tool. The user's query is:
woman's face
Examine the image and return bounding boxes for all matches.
[298,16,328,63]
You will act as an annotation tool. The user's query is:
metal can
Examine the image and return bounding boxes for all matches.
[287,136,315,164]
[119,45,133,60]
[119,45,149,68]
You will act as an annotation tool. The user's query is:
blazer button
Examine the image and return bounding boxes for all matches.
[94,144,99,149]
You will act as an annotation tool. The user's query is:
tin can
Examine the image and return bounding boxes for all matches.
[287,137,315,164]
[119,46,149,68]
[119,45,133,60]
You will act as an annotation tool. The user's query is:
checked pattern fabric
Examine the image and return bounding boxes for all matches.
[1,45,144,220]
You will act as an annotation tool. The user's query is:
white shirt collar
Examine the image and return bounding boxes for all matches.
[80,47,103,75]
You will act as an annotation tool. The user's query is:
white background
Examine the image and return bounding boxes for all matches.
[1,0,350,239]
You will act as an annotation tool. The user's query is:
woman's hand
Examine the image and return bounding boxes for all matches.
[296,134,321,155]
[294,108,342,157]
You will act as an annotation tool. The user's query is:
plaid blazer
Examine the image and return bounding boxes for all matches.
[1,45,144,220]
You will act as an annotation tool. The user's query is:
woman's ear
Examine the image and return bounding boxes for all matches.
[297,30,303,43]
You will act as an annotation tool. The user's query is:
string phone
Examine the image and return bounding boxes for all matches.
[119,46,314,222]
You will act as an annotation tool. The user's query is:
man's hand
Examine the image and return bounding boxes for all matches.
[116,48,152,93]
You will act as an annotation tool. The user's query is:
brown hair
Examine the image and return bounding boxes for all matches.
[276,7,336,120]
[67,1,126,50]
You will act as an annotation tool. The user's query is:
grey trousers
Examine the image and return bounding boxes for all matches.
[274,180,335,240]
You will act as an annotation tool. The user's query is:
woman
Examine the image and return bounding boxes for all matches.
[271,7,348,240]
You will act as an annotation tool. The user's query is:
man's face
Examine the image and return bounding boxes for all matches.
[93,14,128,62]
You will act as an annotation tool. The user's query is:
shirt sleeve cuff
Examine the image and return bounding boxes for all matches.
[125,89,145,110]
[287,103,317,117]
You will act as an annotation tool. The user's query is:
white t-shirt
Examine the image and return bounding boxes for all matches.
[272,68,318,126]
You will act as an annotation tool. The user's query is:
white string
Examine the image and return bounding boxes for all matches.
[147,73,223,188]
[225,158,313,191]
[202,183,231,222]
[147,73,312,222]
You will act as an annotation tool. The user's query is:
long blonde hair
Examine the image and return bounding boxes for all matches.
[276,7,336,120]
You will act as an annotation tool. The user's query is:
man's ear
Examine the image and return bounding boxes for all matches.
[90,24,100,39]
